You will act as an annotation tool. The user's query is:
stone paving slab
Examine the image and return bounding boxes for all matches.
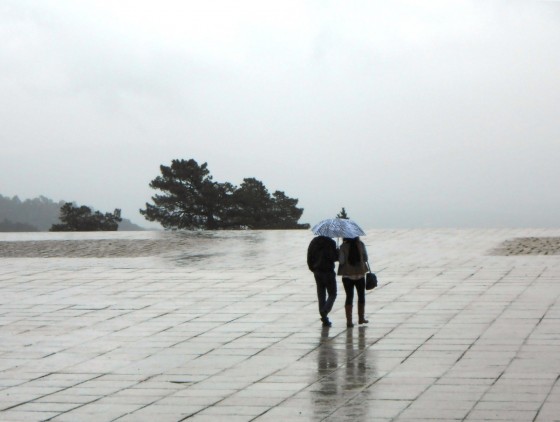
[1,229,560,421]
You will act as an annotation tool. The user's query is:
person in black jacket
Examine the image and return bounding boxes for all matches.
[307,235,338,327]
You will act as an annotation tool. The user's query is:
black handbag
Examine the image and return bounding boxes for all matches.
[365,262,377,290]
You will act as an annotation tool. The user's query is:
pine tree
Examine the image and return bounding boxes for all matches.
[50,203,121,231]
[336,207,349,219]
[140,159,309,230]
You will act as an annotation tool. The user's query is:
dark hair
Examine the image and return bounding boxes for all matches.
[347,237,361,265]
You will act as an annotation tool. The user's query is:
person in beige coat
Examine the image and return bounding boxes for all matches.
[337,237,369,327]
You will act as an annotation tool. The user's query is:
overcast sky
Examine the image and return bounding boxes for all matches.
[1,0,559,229]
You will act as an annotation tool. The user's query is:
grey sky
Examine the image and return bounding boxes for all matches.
[1,0,559,229]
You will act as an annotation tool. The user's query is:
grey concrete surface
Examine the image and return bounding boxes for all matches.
[1,229,560,421]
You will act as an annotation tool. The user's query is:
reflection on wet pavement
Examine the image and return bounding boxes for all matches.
[309,327,376,420]
[1,229,560,421]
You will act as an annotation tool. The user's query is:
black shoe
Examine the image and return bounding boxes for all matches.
[321,317,332,327]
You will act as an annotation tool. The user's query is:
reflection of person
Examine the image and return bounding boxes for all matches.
[312,327,339,418]
[342,327,369,420]
[307,235,338,327]
[338,237,369,328]
[318,327,338,375]
[345,327,368,386]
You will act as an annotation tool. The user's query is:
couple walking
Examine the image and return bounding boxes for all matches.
[307,235,370,328]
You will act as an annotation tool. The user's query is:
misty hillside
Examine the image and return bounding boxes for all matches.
[0,194,145,232]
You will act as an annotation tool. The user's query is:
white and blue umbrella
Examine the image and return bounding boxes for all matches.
[311,218,366,238]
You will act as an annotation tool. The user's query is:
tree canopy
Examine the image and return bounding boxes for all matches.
[0,193,143,231]
[140,159,309,230]
[50,203,122,231]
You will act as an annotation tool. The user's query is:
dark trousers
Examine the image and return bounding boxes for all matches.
[314,271,337,317]
[342,277,366,306]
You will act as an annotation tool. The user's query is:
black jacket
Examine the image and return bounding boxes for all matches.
[307,236,338,272]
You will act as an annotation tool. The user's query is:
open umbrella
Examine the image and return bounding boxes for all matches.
[311,218,366,238]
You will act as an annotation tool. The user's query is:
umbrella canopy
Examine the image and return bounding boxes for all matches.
[311,218,366,238]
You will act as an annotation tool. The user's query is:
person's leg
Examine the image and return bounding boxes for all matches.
[314,272,331,326]
[342,278,354,306]
[342,277,355,328]
[356,276,368,324]
[314,273,326,311]
[356,277,366,304]
[314,272,326,312]
[322,271,337,318]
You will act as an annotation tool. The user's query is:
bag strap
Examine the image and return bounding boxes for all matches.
[366,261,372,273]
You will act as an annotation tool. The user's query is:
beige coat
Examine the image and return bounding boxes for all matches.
[337,240,368,276]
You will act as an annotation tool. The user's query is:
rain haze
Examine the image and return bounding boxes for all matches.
[1,0,559,229]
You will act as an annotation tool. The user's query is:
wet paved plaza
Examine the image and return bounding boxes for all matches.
[1,229,560,421]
